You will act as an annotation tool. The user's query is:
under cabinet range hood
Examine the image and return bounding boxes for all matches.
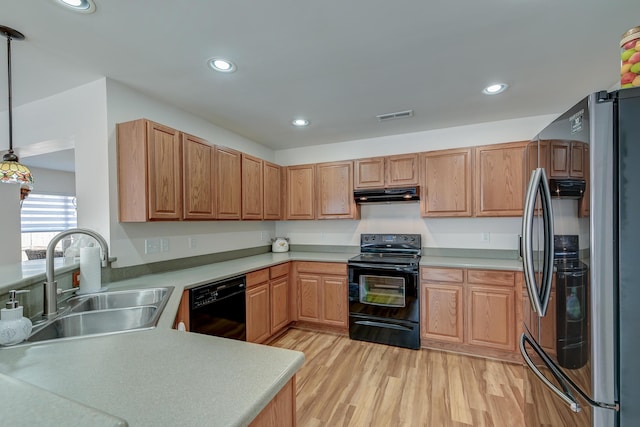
[548,179,586,199]
[354,186,420,204]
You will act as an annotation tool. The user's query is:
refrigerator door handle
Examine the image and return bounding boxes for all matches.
[539,167,554,315]
[522,168,553,316]
[520,333,620,413]
[519,333,581,413]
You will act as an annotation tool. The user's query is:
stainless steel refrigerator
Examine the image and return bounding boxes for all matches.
[520,86,640,426]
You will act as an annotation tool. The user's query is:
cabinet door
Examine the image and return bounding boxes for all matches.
[526,140,550,174]
[420,148,472,217]
[298,274,321,322]
[316,161,358,219]
[321,275,348,327]
[285,164,315,220]
[182,133,216,220]
[249,377,296,427]
[354,157,385,189]
[263,161,283,220]
[270,276,290,335]
[474,142,527,217]
[570,141,585,178]
[147,121,182,220]
[467,285,515,351]
[246,283,271,344]
[550,140,571,178]
[242,154,264,220]
[386,153,419,187]
[216,146,242,219]
[421,283,464,343]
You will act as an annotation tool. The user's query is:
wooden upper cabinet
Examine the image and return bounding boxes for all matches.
[354,153,418,189]
[474,141,527,217]
[569,141,585,178]
[526,140,550,175]
[420,148,472,217]
[216,146,242,220]
[548,140,585,179]
[182,133,216,220]
[316,161,359,219]
[386,153,419,187]
[550,141,571,177]
[285,164,315,220]
[263,161,283,220]
[354,157,385,188]
[242,154,264,220]
[117,119,182,222]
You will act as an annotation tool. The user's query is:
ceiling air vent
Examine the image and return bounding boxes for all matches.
[376,109,414,122]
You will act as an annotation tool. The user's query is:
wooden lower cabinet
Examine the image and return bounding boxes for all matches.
[294,262,348,330]
[270,275,290,335]
[249,377,296,427]
[421,267,521,361]
[467,285,515,351]
[246,264,291,344]
[420,283,464,343]
[247,282,271,343]
[298,274,321,322]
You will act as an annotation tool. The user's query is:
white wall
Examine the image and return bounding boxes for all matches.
[2,76,565,266]
[275,114,559,252]
[275,114,557,166]
[0,184,21,265]
[104,79,277,267]
[26,167,75,196]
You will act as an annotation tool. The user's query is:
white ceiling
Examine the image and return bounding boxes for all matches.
[2,0,640,155]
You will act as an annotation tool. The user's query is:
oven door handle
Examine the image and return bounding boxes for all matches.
[348,262,417,273]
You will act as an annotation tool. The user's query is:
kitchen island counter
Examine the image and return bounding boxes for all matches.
[0,249,520,426]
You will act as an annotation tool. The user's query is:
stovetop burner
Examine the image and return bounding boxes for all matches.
[349,234,422,267]
[348,253,420,266]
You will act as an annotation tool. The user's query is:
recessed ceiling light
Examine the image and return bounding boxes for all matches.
[53,0,96,13]
[208,58,237,73]
[292,119,310,127]
[483,83,509,95]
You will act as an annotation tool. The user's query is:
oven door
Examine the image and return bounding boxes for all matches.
[348,263,418,322]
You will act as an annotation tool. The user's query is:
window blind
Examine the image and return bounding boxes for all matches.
[21,194,77,233]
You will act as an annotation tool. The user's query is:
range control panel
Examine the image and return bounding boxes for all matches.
[360,234,421,253]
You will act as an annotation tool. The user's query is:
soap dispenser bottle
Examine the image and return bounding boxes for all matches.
[0,290,33,346]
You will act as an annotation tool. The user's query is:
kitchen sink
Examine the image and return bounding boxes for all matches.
[27,306,158,343]
[66,288,171,313]
[22,286,174,345]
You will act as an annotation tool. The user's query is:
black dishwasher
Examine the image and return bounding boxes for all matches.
[189,275,246,341]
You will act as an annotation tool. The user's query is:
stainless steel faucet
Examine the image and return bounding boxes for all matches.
[44,228,110,318]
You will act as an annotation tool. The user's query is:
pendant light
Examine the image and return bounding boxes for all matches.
[0,25,34,187]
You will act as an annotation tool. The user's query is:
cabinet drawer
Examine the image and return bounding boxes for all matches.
[246,268,269,287]
[270,263,289,279]
[467,270,515,287]
[295,262,347,275]
[421,267,464,283]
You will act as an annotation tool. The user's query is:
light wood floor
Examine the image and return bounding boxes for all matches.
[270,328,524,427]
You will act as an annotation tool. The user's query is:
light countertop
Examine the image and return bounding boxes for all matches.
[0,250,521,426]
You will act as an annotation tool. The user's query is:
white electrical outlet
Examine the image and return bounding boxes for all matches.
[145,238,160,254]
[160,238,170,252]
[481,232,490,243]
[188,237,197,249]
